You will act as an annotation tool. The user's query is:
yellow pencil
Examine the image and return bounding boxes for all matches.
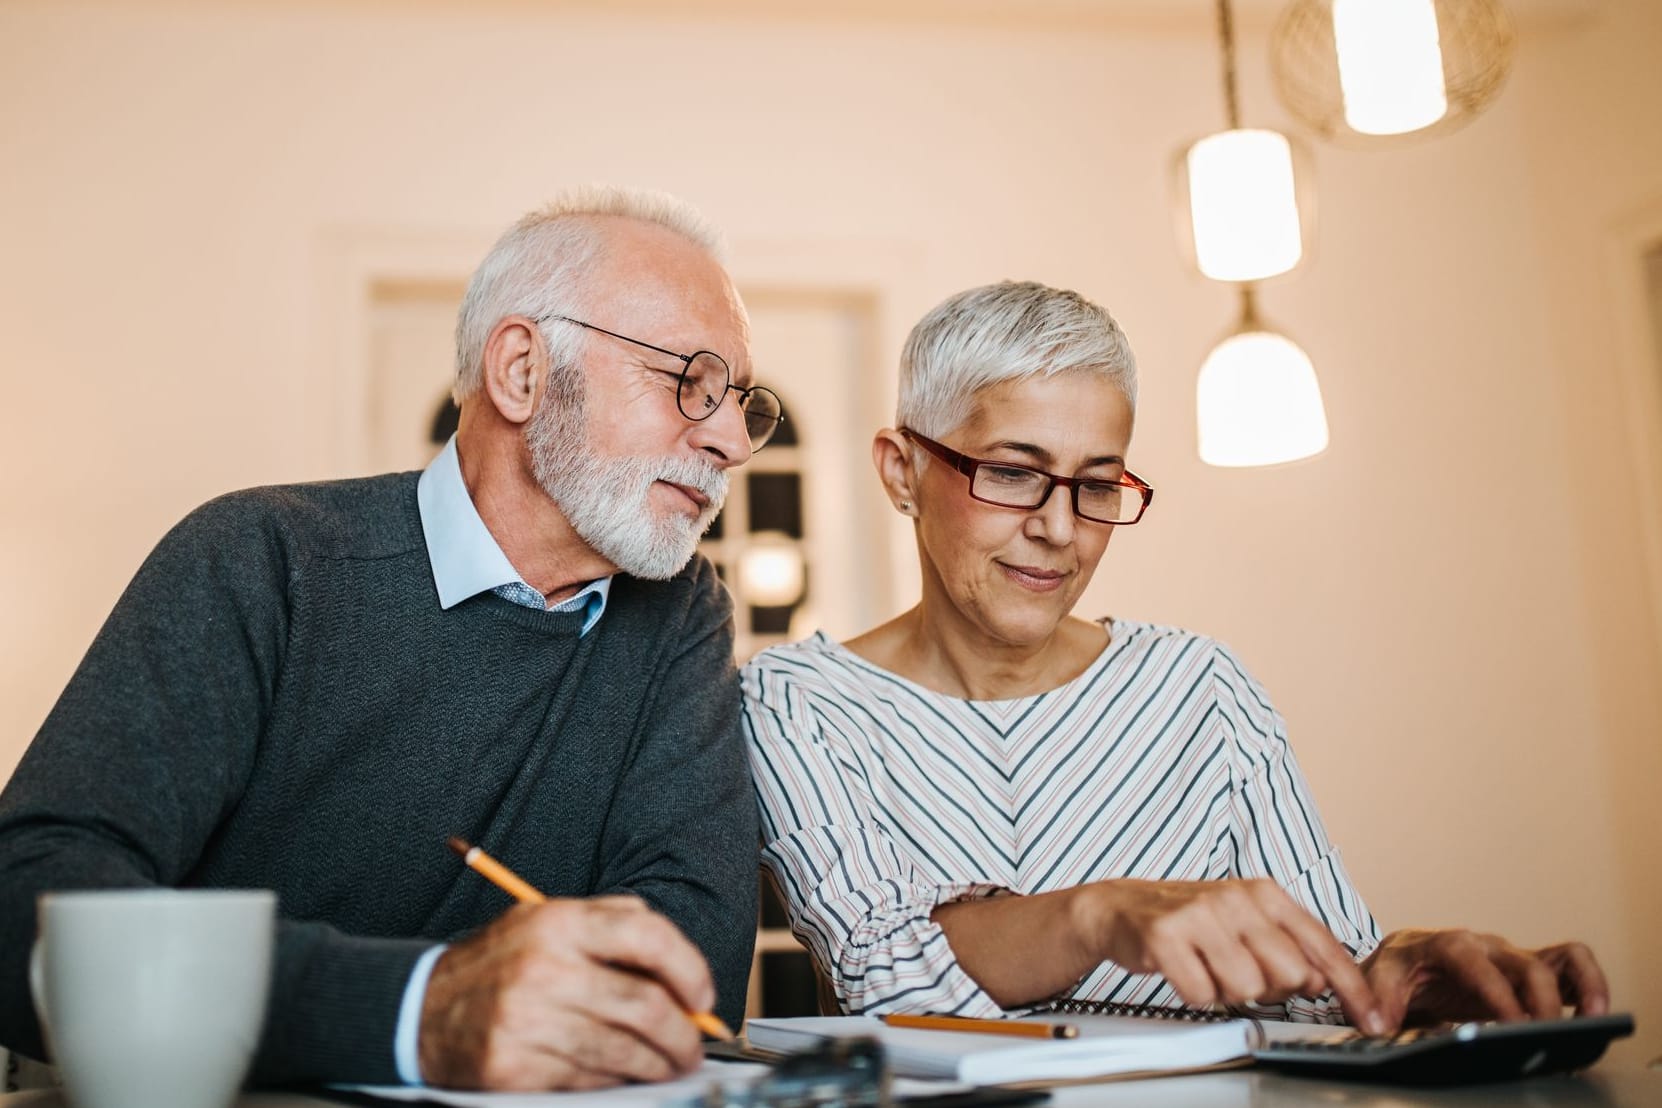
[448,836,547,905]
[446,837,736,1041]
[881,1013,1079,1039]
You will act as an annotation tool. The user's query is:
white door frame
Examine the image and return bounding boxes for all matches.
[314,225,495,477]
[1603,195,1662,650]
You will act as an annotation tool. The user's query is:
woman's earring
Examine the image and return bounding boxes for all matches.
[900,500,913,512]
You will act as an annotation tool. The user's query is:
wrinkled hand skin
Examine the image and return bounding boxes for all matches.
[1088,878,1388,1034]
[1360,928,1610,1033]
[417,896,715,1090]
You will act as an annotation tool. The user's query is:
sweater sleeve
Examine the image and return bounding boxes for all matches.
[742,657,1008,1017]
[590,559,758,1033]
[1211,641,1383,1023]
[0,495,424,1085]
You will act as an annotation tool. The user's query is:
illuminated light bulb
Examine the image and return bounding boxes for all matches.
[1197,297,1329,467]
[1334,0,1448,136]
[1185,128,1304,282]
[736,533,806,608]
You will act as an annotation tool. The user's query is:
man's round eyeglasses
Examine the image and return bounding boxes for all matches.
[538,314,784,450]
[900,428,1154,525]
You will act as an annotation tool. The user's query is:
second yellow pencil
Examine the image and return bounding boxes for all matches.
[881,1013,1079,1039]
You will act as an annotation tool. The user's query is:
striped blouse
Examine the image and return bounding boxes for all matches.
[741,618,1382,1021]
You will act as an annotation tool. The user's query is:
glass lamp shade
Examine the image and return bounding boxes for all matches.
[1334,0,1447,135]
[1182,128,1305,282]
[1197,327,1330,468]
[1271,0,1514,145]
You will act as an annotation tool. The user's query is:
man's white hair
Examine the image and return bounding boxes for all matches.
[452,185,726,404]
[896,281,1138,439]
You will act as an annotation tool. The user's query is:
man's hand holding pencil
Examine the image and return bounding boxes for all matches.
[417,840,729,1091]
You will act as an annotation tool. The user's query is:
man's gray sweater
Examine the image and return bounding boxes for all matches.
[0,472,758,1085]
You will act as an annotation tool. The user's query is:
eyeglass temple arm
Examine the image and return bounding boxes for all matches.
[535,314,693,367]
[900,428,970,476]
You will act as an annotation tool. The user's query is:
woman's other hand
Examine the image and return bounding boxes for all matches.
[1360,929,1609,1031]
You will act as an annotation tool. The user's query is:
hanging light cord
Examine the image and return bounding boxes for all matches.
[1236,282,1259,329]
[1216,0,1242,130]
[1215,0,1257,317]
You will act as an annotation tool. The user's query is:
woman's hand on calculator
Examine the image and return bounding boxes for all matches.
[1359,928,1610,1032]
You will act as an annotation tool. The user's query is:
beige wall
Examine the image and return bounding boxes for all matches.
[1,0,1657,1061]
[1508,0,1662,1063]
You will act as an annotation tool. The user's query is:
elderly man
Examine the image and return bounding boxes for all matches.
[0,188,778,1090]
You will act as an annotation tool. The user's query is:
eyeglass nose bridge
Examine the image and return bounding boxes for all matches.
[989,469,1147,526]
[1027,475,1095,525]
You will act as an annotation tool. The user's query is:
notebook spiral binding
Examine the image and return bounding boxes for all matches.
[1037,998,1244,1023]
[1035,998,1277,1051]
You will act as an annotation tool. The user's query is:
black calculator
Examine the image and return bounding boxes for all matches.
[1251,1013,1634,1085]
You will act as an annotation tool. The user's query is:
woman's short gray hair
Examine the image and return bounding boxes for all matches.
[896,281,1138,438]
[452,185,725,404]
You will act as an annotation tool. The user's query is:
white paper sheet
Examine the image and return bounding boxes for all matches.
[339,1059,966,1107]
[339,1059,769,1108]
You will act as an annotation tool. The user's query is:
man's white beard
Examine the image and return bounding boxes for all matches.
[526,388,728,580]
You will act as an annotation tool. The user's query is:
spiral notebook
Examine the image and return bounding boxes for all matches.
[742,1014,1252,1084]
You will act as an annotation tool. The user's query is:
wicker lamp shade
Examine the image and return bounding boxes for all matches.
[1270,0,1516,145]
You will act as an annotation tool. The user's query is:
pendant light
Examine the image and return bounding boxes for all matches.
[1178,0,1313,283]
[1182,0,1330,467]
[1271,0,1516,145]
[1197,286,1329,467]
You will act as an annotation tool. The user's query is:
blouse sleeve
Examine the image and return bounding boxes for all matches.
[743,658,1009,1016]
[1211,641,1383,1023]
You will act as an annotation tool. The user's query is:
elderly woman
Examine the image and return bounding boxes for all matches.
[742,281,1607,1034]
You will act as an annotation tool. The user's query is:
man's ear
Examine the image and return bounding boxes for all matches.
[872,429,919,516]
[480,315,544,426]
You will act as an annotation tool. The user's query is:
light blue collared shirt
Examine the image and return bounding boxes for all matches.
[416,435,611,629]
[393,435,612,1085]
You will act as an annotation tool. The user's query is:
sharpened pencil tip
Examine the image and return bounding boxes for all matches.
[689,1011,737,1041]
[447,837,472,857]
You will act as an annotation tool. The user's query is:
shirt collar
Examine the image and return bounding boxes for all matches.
[417,436,612,629]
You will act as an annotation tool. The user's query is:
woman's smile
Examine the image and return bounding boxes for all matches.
[997,560,1070,592]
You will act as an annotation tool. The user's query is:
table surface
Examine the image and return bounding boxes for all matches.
[4,1068,1661,1108]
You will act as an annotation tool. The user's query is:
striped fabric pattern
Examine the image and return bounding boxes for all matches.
[742,619,1382,1022]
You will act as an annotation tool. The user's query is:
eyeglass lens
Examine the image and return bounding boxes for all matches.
[738,389,783,449]
[969,465,1141,524]
[675,351,783,449]
[676,352,729,419]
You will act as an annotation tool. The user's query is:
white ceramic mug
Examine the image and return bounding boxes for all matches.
[30,888,275,1108]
